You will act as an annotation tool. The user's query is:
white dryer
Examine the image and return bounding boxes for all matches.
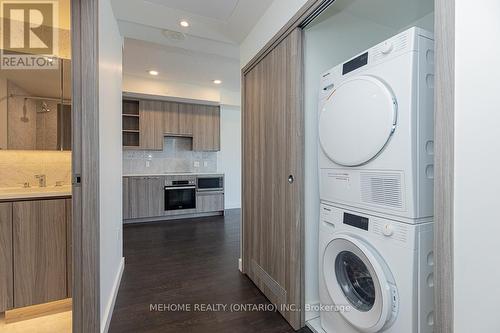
[318,27,435,222]
[318,203,434,333]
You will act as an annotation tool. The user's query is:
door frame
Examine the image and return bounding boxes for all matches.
[241,0,455,331]
[71,0,100,332]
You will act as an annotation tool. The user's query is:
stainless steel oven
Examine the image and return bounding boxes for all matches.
[197,176,224,191]
[164,179,196,211]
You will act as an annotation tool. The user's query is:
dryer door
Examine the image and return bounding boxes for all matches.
[319,75,397,166]
[323,235,397,333]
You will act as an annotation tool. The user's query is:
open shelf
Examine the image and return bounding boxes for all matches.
[123,99,140,147]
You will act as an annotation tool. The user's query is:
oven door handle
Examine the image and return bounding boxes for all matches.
[165,186,196,190]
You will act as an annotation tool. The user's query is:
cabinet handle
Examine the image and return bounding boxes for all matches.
[288,175,294,184]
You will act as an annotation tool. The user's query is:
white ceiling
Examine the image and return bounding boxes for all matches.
[112,0,273,93]
[123,38,241,90]
[316,0,434,29]
[143,0,240,21]
[111,0,274,50]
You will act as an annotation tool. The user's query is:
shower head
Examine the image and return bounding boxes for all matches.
[38,101,50,113]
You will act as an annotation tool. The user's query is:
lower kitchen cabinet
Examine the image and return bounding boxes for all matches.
[196,192,224,213]
[124,176,165,219]
[13,199,68,308]
[0,203,13,312]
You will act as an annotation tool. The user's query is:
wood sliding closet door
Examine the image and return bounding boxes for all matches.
[242,28,304,330]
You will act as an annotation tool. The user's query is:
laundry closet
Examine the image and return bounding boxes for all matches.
[242,0,437,332]
[303,1,435,332]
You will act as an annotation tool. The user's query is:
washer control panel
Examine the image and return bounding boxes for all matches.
[320,203,409,244]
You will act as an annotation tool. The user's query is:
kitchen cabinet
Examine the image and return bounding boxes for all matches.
[123,98,221,151]
[178,103,194,136]
[163,101,180,134]
[196,192,224,213]
[0,203,13,312]
[124,176,165,219]
[193,105,220,151]
[13,199,68,308]
[139,100,164,150]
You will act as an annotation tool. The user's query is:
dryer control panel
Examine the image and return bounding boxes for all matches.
[319,26,434,99]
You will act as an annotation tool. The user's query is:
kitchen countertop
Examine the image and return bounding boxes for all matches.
[0,185,72,201]
[123,172,224,177]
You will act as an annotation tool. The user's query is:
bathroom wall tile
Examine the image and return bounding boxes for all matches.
[0,151,71,188]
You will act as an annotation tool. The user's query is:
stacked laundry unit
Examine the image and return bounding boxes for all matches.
[317,27,435,333]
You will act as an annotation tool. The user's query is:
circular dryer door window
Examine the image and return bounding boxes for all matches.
[319,75,397,166]
[323,236,395,333]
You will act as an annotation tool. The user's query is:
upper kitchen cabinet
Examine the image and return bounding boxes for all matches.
[0,59,72,151]
[122,98,221,152]
[163,101,180,134]
[193,105,220,151]
[178,103,194,136]
[139,100,164,150]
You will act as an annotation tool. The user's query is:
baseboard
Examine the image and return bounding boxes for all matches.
[306,317,326,333]
[124,211,223,224]
[101,257,125,333]
[4,298,72,323]
[305,301,320,322]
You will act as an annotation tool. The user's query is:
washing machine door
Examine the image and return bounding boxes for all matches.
[323,235,396,333]
[319,75,397,166]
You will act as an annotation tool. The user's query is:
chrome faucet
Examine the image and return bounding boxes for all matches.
[35,174,46,187]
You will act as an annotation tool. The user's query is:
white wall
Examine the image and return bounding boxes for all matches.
[240,0,308,67]
[217,105,241,209]
[453,1,500,332]
[99,0,124,332]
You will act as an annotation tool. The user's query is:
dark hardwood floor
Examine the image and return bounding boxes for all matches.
[109,210,312,333]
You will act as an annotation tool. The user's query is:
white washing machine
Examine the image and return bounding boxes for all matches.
[318,27,435,222]
[318,203,434,333]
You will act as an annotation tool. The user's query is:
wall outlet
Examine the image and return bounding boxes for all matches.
[194,161,200,168]
[146,160,150,168]
[203,161,208,167]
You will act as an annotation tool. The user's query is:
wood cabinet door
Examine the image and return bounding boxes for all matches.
[13,199,67,308]
[242,29,304,329]
[196,192,224,213]
[162,101,179,134]
[126,177,164,219]
[140,100,164,150]
[0,202,13,312]
[193,105,220,151]
[178,103,194,135]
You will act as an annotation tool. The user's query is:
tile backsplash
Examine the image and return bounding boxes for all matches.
[123,137,217,175]
[0,151,71,188]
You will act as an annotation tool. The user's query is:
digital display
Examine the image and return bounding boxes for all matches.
[342,52,368,75]
[343,213,369,231]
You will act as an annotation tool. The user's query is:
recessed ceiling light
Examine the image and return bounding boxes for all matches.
[213,79,222,85]
[180,20,189,27]
[148,70,159,76]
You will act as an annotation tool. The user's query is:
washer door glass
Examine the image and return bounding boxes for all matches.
[318,75,397,166]
[335,251,375,312]
[323,236,394,332]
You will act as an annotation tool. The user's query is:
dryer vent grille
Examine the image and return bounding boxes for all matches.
[361,172,403,209]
